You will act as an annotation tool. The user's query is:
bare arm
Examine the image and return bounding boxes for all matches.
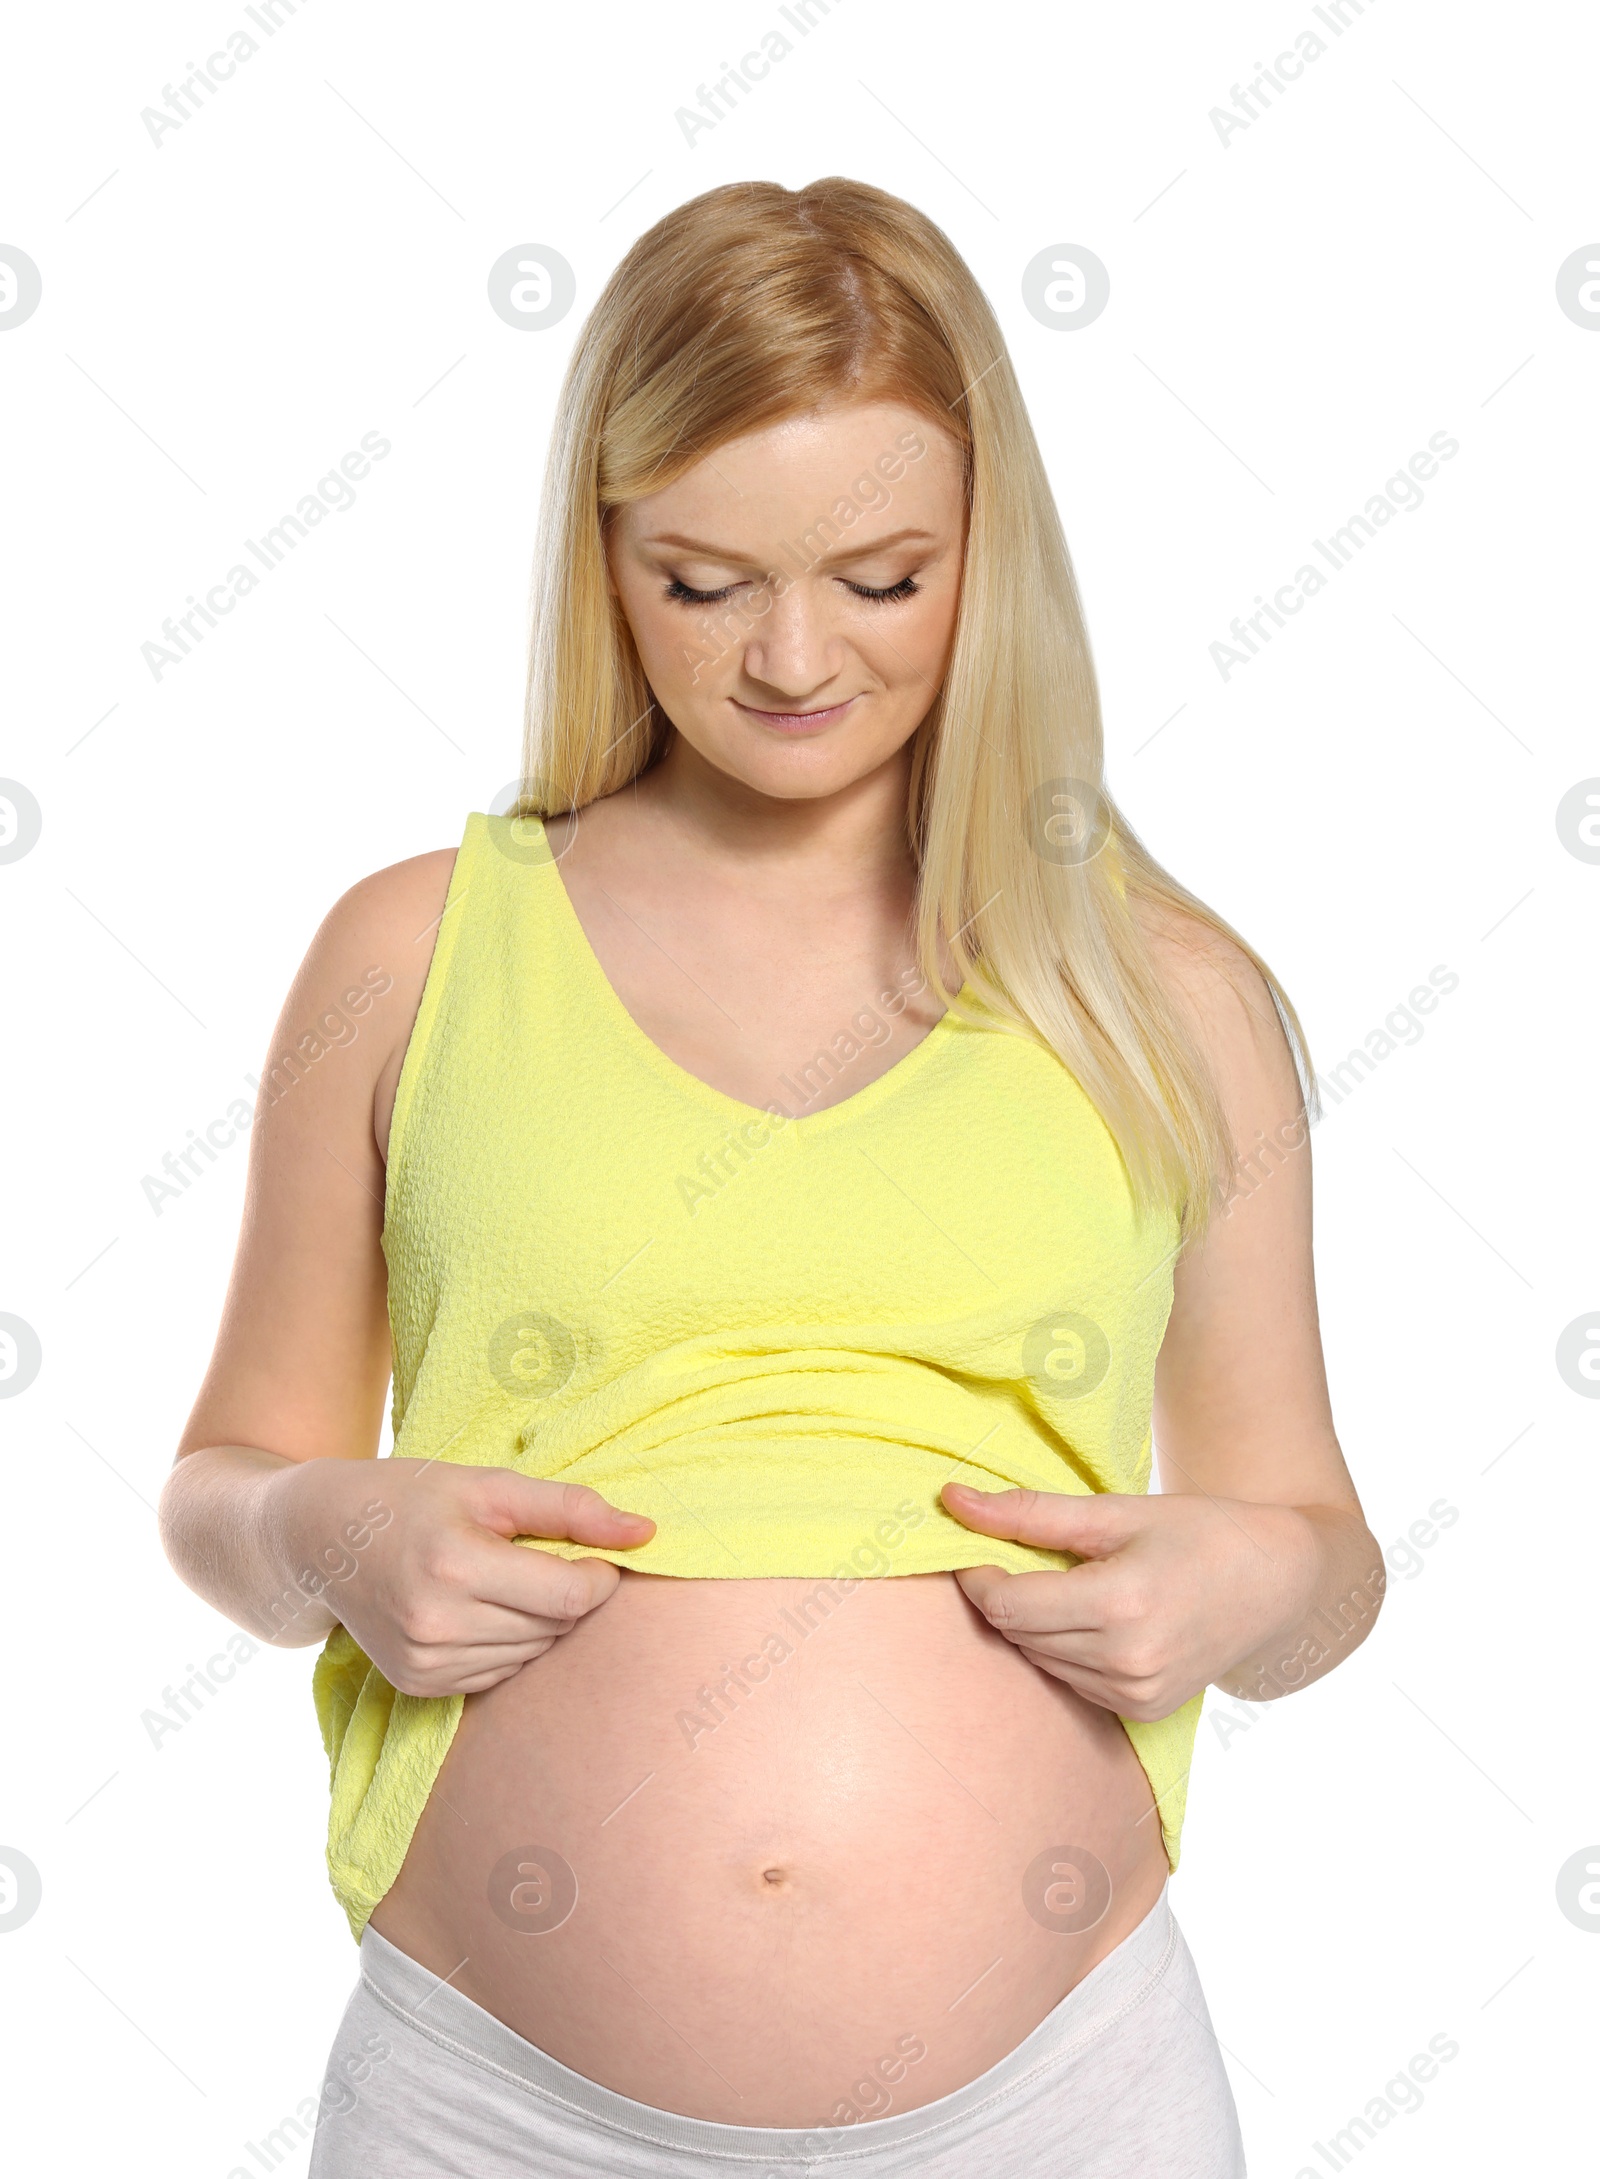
[157,855,420,1644]
[157,849,653,1691]
[944,913,1384,1719]
[1147,916,1384,1701]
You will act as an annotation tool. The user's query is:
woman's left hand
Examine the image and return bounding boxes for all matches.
[941,1480,1326,1722]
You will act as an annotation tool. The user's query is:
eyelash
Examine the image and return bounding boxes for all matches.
[664,574,921,607]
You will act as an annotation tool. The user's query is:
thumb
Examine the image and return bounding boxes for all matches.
[940,1481,1141,1557]
[456,1467,656,1548]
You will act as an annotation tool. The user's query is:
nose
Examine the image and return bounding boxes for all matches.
[737,578,849,700]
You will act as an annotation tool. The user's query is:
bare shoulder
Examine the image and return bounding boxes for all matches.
[317,846,459,966]
[296,846,460,1022]
[1130,894,1300,1104]
[258,846,460,1117]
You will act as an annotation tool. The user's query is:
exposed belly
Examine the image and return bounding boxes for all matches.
[369,1569,1169,2127]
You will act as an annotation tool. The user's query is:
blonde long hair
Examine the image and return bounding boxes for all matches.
[520,177,1315,1241]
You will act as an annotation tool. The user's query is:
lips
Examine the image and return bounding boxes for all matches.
[733,695,857,732]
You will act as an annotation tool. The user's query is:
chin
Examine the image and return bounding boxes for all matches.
[693,723,908,802]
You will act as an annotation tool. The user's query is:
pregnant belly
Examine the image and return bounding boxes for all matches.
[368,1569,1170,2128]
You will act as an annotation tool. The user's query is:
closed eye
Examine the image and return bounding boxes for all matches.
[842,574,919,603]
[665,577,741,605]
[664,574,921,606]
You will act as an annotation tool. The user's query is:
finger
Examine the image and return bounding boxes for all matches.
[452,1662,543,1694]
[461,1537,624,1621]
[1011,1647,1139,1715]
[490,1474,657,1546]
[432,1468,657,1549]
[950,1563,1011,1618]
[954,1560,1119,1635]
[395,1587,596,1647]
[941,1482,1145,1556]
[417,1639,564,1678]
[390,1640,570,1697]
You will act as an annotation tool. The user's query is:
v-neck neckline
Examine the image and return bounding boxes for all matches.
[530,815,969,1134]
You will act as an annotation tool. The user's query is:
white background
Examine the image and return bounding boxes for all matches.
[1,2,1595,2173]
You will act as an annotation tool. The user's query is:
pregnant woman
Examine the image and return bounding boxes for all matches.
[159,178,1383,2177]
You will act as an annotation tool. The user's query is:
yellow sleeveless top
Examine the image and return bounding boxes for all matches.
[313,811,1204,1938]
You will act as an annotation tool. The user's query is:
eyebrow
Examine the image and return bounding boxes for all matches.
[637,525,937,563]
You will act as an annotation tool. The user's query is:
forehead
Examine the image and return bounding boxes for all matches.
[616,400,964,547]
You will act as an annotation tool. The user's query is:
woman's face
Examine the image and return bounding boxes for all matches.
[605,399,966,802]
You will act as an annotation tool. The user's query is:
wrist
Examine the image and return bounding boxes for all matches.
[257,1457,366,1646]
[1218,1504,1382,1701]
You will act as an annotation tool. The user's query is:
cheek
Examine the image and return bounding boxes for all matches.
[618,576,726,688]
[872,584,959,687]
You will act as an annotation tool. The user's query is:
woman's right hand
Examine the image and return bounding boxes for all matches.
[272,1455,656,1697]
